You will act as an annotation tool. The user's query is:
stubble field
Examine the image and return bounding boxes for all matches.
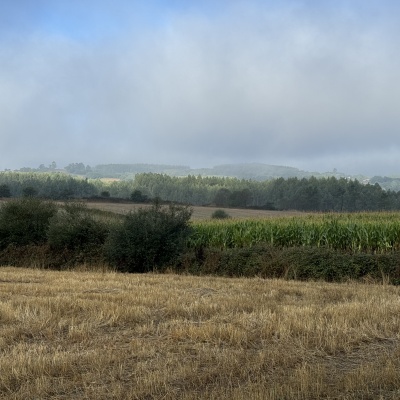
[85,201,306,220]
[1,267,399,399]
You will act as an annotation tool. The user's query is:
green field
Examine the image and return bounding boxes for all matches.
[189,212,400,253]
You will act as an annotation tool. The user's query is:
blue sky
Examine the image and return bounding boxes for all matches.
[1,0,400,175]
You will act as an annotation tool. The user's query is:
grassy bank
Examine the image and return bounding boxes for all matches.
[0,267,399,399]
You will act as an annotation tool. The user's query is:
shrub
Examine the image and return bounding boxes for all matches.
[211,209,231,219]
[130,190,149,203]
[22,186,38,198]
[47,202,109,252]
[0,198,57,249]
[176,245,400,284]
[106,203,192,272]
[0,184,11,198]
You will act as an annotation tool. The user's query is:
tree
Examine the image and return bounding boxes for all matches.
[229,189,253,208]
[105,203,192,272]
[130,190,148,203]
[0,184,11,198]
[295,183,320,211]
[0,198,57,249]
[65,163,87,175]
[22,186,38,198]
[214,188,231,207]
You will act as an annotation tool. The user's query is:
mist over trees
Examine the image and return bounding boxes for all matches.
[0,172,98,199]
[130,174,400,211]
[1,170,400,212]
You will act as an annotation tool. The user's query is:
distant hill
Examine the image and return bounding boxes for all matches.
[189,163,346,180]
[7,162,400,191]
[88,164,191,179]
[86,163,349,181]
[370,176,400,192]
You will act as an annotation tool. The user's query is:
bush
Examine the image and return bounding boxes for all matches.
[106,203,192,272]
[211,209,231,219]
[0,184,11,198]
[174,245,400,283]
[130,190,149,203]
[0,198,57,249]
[47,202,109,252]
[22,186,38,198]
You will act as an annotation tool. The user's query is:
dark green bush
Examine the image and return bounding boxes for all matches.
[130,190,149,203]
[0,198,57,249]
[0,184,11,198]
[22,186,38,198]
[174,245,400,283]
[211,209,231,219]
[105,203,192,272]
[47,202,109,252]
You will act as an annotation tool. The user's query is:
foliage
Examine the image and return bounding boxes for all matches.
[65,162,92,175]
[87,163,190,179]
[130,189,149,203]
[1,170,400,211]
[0,198,57,249]
[177,244,400,283]
[128,173,400,211]
[0,184,11,198]
[211,209,231,219]
[22,186,38,197]
[105,203,192,272]
[100,191,110,198]
[47,202,109,252]
[0,171,99,199]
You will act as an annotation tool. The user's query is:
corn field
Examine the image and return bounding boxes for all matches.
[189,212,400,253]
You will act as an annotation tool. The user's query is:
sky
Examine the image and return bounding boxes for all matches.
[1,0,400,176]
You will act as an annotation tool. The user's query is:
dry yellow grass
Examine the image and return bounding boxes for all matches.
[0,267,399,399]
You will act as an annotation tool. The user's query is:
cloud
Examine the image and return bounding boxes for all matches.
[1,1,400,175]
[123,2,400,170]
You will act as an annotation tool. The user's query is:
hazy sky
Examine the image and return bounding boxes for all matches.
[1,0,400,176]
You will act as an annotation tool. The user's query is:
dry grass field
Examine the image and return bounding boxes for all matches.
[0,267,399,399]
[85,201,306,220]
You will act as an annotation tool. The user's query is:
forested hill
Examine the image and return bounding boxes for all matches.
[9,162,400,192]
[83,163,350,181]
[187,164,332,180]
[1,171,400,212]
[71,163,399,192]
[87,164,191,178]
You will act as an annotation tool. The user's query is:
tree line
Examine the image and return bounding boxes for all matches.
[1,171,400,212]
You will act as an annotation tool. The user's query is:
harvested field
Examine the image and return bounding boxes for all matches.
[0,267,399,399]
[85,201,306,220]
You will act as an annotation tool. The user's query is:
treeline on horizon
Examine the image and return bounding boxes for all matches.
[13,161,400,190]
[1,171,400,212]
